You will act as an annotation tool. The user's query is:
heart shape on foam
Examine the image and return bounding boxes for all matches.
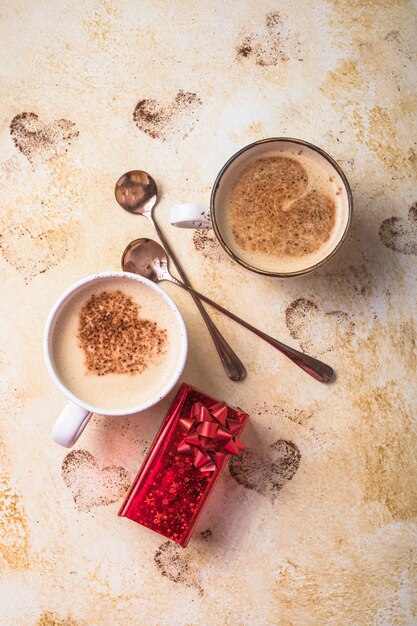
[10,112,79,163]
[0,224,68,283]
[379,203,417,256]
[61,449,130,512]
[229,439,301,501]
[77,290,167,376]
[285,298,354,356]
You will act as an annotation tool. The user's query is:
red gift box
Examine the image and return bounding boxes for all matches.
[119,383,249,547]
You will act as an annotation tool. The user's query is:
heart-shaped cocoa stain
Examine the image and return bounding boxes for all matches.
[285,298,354,356]
[154,540,203,595]
[0,224,68,283]
[236,11,302,66]
[229,440,301,501]
[10,112,79,163]
[61,450,130,512]
[379,202,417,255]
[133,90,202,140]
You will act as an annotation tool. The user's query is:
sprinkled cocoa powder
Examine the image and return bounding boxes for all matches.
[9,111,79,163]
[379,202,417,255]
[77,290,167,376]
[228,156,336,257]
[236,11,303,66]
[133,90,202,140]
[133,99,169,140]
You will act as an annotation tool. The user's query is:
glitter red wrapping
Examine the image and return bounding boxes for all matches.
[118,383,249,547]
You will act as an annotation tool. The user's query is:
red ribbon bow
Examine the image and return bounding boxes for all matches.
[177,401,245,472]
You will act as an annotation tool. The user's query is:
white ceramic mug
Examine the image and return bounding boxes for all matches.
[44,271,188,448]
[170,137,352,277]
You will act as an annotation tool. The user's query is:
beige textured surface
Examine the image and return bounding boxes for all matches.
[0,1,416,624]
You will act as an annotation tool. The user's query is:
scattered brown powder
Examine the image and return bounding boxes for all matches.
[9,112,79,163]
[154,540,204,595]
[77,289,167,376]
[379,202,417,255]
[236,11,303,65]
[285,297,355,356]
[192,228,228,263]
[133,99,168,140]
[229,439,301,501]
[61,449,130,511]
[133,90,202,140]
[0,224,68,284]
[228,156,336,257]
[200,528,213,540]
[236,40,253,58]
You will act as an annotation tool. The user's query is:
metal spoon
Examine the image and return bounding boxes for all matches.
[122,238,335,383]
[115,170,246,381]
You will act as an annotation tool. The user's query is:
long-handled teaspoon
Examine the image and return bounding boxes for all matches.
[122,238,335,383]
[115,170,246,382]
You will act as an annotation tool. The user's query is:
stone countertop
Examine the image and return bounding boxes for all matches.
[0,1,416,624]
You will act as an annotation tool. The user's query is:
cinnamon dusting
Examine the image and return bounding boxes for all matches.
[77,290,167,376]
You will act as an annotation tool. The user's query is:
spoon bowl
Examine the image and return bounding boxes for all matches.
[115,170,158,215]
[122,238,167,281]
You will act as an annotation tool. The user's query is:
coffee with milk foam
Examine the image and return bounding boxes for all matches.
[51,277,182,411]
[220,146,349,273]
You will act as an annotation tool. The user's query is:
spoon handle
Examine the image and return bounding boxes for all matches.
[150,217,247,381]
[168,277,334,383]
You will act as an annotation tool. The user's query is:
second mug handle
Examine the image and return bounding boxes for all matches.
[170,203,212,229]
[52,402,92,448]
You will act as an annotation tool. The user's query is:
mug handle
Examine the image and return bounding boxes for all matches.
[170,203,212,229]
[52,402,92,448]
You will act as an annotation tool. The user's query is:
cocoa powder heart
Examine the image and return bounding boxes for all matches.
[154,540,203,595]
[133,90,202,140]
[77,290,167,376]
[61,449,130,511]
[10,112,79,163]
[285,298,354,356]
[229,439,301,501]
[379,202,417,255]
[0,224,68,283]
[236,11,302,66]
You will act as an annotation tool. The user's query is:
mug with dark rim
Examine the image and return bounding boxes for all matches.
[170,138,353,277]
